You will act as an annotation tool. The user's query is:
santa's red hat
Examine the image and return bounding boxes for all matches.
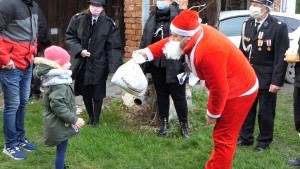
[170,9,201,37]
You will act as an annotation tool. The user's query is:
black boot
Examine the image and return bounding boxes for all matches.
[93,111,101,127]
[87,117,94,125]
[158,118,169,137]
[180,122,190,139]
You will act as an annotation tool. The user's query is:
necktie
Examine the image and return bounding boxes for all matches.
[254,22,260,34]
[92,19,97,26]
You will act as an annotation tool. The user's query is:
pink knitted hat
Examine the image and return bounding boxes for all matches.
[44,46,71,66]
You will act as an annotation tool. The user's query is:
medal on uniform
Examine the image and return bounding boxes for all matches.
[267,40,271,51]
[244,36,250,42]
[257,32,264,51]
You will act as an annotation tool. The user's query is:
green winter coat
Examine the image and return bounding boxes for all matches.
[34,57,79,147]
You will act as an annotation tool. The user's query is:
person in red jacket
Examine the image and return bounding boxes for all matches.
[133,9,258,169]
[0,0,38,160]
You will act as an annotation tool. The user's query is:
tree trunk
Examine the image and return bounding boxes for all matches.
[203,0,221,29]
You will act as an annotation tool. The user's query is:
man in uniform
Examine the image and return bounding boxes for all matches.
[238,0,289,152]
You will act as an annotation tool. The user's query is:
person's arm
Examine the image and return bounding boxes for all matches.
[271,23,289,87]
[65,14,85,58]
[105,19,123,73]
[37,7,52,53]
[0,1,15,66]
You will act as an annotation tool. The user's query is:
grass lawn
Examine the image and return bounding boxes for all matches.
[0,88,299,169]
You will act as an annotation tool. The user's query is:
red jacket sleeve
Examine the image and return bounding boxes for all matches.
[146,37,171,59]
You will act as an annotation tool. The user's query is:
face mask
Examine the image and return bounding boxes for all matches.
[89,5,103,16]
[156,1,169,11]
[249,6,263,19]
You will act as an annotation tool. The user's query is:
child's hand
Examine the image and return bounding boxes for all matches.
[75,118,85,128]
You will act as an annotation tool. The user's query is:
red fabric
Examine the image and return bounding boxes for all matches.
[149,24,257,117]
[147,24,258,169]
[205,90,258,169]
[171,9,200,31]
[0,36,37,70]
[44,46,71,66]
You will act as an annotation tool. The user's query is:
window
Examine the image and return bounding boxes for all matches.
[219,16,249,36]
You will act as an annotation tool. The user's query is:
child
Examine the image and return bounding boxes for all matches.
[33,45,85,169]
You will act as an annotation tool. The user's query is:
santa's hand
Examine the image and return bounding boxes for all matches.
[132,51,147,64]
[81,49,90,57]
[205,114,217,126]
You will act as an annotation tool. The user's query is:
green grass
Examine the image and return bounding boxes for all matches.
[0,88,299,169]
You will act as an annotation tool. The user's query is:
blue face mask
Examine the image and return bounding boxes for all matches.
[156,1,169,11]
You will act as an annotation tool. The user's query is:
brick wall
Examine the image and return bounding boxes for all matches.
[123,0,188,60]
[273,0,281,12]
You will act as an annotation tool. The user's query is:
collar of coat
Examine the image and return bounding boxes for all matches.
[34,57,72,86]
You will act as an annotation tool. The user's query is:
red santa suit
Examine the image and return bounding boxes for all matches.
[142,10,259,169]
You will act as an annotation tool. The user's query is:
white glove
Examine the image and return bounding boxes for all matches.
[81,49,90,57]
[132,51,146,64]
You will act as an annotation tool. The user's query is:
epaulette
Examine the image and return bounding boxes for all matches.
[106,16,116,26]
[74,12,85,19]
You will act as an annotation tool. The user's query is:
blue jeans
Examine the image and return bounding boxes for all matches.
[55,140,68,169]
[0,65,32,148]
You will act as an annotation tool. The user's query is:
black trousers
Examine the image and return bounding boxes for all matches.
[239,89,277,148]
[293,86,300,132]
[30,63,42,96]
[151,66,188,122]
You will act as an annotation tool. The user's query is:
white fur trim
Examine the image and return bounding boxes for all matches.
[206,110,221,119]
[170,24,201,37]
[43,69,72,86]
[144,48,154,61]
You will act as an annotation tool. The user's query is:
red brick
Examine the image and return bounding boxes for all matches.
[125,29,136,35]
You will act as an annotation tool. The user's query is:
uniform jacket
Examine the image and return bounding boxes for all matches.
[0,0,38,70]
[240,15,289,89]
[139,3,184,83]
[145,24,258,118]
[33,57,79,147]
[65,12,123,85]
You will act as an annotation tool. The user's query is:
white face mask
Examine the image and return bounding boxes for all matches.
[249,6,263,19]
[89,5,103,16]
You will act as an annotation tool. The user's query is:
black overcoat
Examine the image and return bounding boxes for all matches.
[65,12,123,87]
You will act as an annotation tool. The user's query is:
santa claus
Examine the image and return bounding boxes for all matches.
[133,9,259,169]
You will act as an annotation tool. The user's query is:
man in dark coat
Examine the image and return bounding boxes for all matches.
[30,6,52,101]
[65,0,123,127]
[287,38,300,166]
[238,0,289,152]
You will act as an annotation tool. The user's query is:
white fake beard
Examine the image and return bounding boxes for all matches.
[163,40,183,60]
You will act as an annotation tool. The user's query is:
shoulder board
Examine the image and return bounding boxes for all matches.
[74,12,85,19]
[272,17,283,25]
[105,16,116,26]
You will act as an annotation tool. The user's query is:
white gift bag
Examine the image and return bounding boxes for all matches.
[111,59,148,97]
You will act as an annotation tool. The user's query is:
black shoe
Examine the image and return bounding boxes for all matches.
[87,118,94,126]
[237,140,253,146]
[254,146,267,152]
[64,164,69,169]
[180,122,190,139]
[287,158,300,166]
[157,118,169,137]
